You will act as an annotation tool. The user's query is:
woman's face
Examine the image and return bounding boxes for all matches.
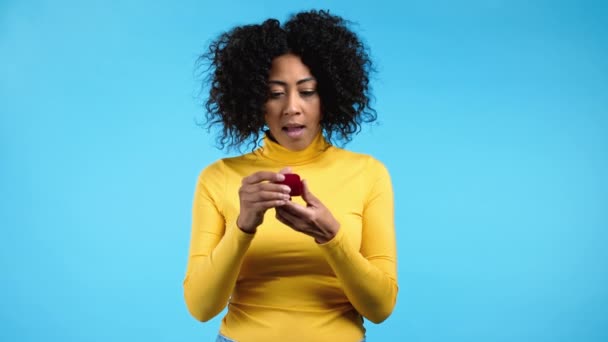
[264,53,322,151]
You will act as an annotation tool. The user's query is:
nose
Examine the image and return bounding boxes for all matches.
[283,91,301,116]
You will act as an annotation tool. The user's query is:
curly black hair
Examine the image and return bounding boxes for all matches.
[197,9,376,151]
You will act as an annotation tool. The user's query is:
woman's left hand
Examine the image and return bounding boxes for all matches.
[275,179,340,244]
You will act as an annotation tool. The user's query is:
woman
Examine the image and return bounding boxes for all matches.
[183,10,397,342]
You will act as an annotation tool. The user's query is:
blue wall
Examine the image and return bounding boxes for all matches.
[1,0,607,341]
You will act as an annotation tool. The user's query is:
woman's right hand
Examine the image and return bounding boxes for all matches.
[236,171,292,234]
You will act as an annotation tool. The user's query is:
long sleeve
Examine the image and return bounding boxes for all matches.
[318,159,398,323]
[183,162,255,322]
[183,136,399,340]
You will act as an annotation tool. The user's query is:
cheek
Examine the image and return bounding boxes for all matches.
[263,103,273,119]
[311,98,322,115]
[263,108,280,129]
[309,100,322,122]
[264,102,279,117]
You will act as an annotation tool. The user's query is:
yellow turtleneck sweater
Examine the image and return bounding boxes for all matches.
[183,133,397,342]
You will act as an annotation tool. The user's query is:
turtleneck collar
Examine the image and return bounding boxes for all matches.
[255,131,332,165]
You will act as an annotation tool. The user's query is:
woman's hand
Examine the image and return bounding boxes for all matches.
[236,171,291,234]
[275,180,340,244]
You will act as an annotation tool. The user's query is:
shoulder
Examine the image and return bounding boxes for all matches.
[198,151,261,186]
[196,153,250,196]
[328,146,390,175]
[198,159,225,180]
[199,151,256,175]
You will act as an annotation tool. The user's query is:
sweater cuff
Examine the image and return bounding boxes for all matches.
[316,226,346,251]
[226,222,256,249]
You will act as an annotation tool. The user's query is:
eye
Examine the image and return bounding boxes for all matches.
[300,90,317,97]
[269,91,284,99]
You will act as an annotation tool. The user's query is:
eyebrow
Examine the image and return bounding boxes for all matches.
[268,77,316,86]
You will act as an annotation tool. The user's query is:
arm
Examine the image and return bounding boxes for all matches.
[183,163,256,321]
[183,164,291,321]
[319,160,397,323]
[275,159,398,323]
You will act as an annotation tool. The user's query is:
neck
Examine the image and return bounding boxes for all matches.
[256,131,331,165]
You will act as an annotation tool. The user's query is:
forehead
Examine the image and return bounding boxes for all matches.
[268,53,314,80]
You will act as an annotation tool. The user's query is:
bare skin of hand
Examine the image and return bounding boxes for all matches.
[236,170,292,234]
[275,179,341,244]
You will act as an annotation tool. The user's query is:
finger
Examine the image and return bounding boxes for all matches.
[301,180,319,206]
[275,208,299,229]
[279,200,310,218]
[242,190,291,202]
[275,210,293,228]
[276,207,314,234]
[242,171,285,185]
[251,199,288,211]
[278,167,293,175]
[276,206,300,221]
[241,183,292,195]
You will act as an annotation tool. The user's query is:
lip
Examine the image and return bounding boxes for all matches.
[283,122,305,128]
[282,125,305,138]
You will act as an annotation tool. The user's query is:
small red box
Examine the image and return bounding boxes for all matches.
[277,173,303,197]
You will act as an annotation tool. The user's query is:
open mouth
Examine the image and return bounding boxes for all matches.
[282,125,305,138]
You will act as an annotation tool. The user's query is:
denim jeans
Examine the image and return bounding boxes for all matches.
[216,335,236,342]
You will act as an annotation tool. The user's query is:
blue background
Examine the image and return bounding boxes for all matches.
[1,0,607,341]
